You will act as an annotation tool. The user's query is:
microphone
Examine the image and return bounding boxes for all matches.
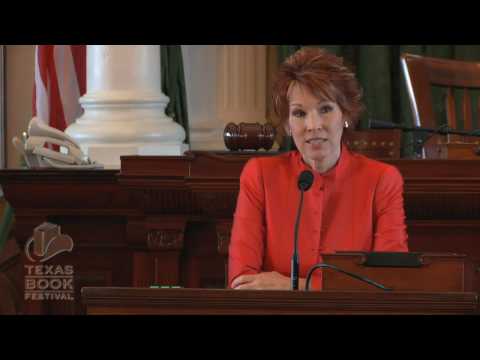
[292,170,314,290]
[368,119,402,130]
[305,263,392,291]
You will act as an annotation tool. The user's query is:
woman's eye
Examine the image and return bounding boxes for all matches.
[291,109,306,118]
[319,105,333,114]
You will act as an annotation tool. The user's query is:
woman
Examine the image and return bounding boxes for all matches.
[228,47,408,290]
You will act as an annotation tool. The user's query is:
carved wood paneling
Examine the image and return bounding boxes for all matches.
[405,193,480,219]
[120,155,192,177]
[195,192,237,218]
[141,189,194,214]
[160,190,194,214]
[145,217,186,250]
[133,251,182,288]
[345,129,402,159]
[147,230,184,251]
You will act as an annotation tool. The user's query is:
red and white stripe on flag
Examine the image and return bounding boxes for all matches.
[32,45,86,131]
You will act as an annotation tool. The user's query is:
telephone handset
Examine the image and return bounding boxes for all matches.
[12,118,103,169]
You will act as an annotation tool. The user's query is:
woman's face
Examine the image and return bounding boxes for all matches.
[287,84,345,170]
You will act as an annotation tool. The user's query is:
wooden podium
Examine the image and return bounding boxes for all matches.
[82,252,479,315]
[81,288,478,315]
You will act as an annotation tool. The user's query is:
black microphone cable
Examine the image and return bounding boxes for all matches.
[305,263,392,292]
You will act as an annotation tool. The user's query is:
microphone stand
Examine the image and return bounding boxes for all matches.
[291,188,305,291]
[292,170,313,291]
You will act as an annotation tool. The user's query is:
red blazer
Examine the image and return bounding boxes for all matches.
[228,146,408,289]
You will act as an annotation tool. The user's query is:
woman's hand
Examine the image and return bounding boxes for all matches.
[231,271,291,290]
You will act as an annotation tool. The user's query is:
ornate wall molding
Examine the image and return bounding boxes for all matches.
[144,216,186,251]
[146,229,184,251]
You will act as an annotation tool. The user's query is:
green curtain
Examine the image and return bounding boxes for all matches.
[0,199,14,255]
[160,45,190,144]
[278,45,480,157]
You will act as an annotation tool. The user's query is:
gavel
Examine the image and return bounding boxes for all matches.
[224,122,276,151]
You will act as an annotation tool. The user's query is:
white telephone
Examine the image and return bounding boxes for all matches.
[12,118,103,169]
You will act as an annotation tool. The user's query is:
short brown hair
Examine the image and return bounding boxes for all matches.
[272,47,364,128]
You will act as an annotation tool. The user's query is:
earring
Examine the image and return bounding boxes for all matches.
[344,121,349,129]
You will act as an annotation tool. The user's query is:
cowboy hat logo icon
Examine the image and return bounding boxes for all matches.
[25,222,73,263]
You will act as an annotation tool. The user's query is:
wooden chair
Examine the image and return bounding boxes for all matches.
[401,53,480,159]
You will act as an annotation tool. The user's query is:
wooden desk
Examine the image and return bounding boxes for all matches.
[2,153,480,314]
[81,287,479,315]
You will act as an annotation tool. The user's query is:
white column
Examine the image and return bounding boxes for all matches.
[66,45,188,169]
[182,45,269,151]
[182,45,224,150]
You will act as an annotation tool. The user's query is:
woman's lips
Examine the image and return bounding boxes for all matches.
[306,138,327,145]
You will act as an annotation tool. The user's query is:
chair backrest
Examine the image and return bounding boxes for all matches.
[401,53,480,131]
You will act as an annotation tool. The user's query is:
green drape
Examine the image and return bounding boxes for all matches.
[0,200,13,254]
[160,45,190,144]
[278,45,480,157]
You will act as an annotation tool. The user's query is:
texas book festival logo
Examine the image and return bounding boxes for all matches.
[24,222,75,301]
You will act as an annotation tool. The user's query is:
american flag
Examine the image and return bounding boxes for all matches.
[32,45,86,131]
